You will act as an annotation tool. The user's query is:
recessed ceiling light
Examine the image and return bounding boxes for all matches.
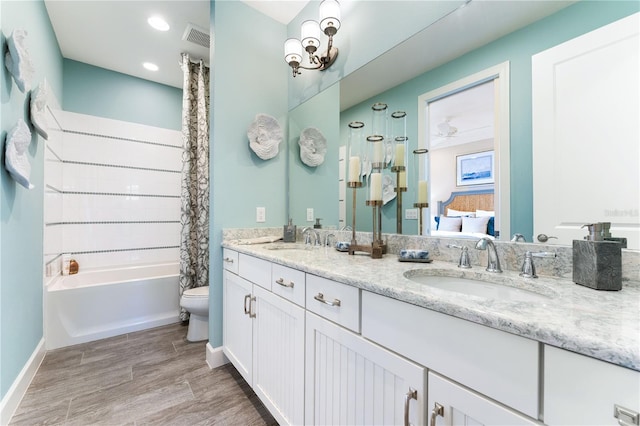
[143,62,159,71]
[148,16,170,31]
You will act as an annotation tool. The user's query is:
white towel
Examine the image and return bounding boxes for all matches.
[5,119,34,189]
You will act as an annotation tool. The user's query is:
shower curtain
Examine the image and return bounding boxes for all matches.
[179,53,210,321]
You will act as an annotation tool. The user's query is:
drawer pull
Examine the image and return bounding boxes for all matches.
[615,404,639,426]
[404,388,418,426]
[243,294,251,315]
[275,278,294,288]
[223,257,234,263]
[430,402,444,426]
[314,293,341,307]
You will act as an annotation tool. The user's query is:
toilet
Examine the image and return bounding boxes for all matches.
[180,286,209,342]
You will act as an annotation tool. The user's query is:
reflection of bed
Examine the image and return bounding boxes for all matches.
[433,189,496,238]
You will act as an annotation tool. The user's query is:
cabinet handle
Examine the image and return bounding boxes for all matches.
[314,293,341,307]
[275,277,294,288]
[243,294,251,315]
[404,388,418,426]
[615,404,639,426]
[249,296,256,318]
[430,402,444,426]
[223,257,234,263]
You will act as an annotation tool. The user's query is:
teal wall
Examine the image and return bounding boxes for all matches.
[288,83,340,227]
[340,0,640,239]
[209,0,289,347]
[63,59,182,130]
[1,0,63,399]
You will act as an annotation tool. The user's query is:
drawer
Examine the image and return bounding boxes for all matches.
[238,253,271,290]
[306,274,360,333]
[362,291,539,418]
[271,263,305,307]
[222,248,238,274]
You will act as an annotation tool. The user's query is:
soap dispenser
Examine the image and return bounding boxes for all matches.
[572,222,622,291]
[283,218,296,243]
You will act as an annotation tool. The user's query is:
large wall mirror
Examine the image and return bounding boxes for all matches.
[286,1,639,251]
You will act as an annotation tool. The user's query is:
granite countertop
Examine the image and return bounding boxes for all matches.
[222,241,640,371]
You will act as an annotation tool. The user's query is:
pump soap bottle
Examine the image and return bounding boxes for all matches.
[283,218,296,243]
[572,222,622,291]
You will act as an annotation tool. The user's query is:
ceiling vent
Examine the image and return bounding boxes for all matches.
[183,23,210,48]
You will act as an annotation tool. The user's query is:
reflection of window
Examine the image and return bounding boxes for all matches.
[456,151,494,186]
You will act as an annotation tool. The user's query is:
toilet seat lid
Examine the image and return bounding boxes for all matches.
[183,286,209,298]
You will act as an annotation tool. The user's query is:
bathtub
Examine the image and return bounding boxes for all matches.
[45,263,181,350]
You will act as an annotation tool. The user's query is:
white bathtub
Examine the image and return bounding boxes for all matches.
[45,263,181,349]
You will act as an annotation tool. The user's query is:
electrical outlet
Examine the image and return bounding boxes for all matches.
[405,208,418,220]
[256,207,266,223]
[306,208,314,222]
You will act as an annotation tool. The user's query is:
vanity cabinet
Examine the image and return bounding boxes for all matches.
[428,372,539,425]
[222,251,305,426]
[305,311,426,425]
[361,290,540,420]
[544,345,640,425]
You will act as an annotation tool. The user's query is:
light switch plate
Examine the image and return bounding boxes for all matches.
[256,207,266,222]
[306,208,314,222]
[405,208,418,220]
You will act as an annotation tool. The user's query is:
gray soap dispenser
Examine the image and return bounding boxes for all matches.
[572,222,622,291]
[283,218,297,243]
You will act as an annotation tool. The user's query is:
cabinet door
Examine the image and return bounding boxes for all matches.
[252,285,305,426]
[544,345,640,425]
[222,270,254,386]
[428,372,539,426]
[305,312,426,426]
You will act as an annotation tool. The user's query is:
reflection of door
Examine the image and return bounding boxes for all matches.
[532,13,639,249]
[417,62,510,238]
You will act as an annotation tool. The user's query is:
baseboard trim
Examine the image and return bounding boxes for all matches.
[0,338,46,425]
[206,343,229,369]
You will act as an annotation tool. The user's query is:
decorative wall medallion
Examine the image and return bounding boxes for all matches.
[298,127,327,167]
[5,119,34,189]
[247,113,282,160]
[31,79,49,139]
[4,29,35,93]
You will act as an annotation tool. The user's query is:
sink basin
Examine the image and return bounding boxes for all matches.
[403,271,551,302]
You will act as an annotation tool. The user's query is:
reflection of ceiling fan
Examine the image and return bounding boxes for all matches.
[436,119,458,137]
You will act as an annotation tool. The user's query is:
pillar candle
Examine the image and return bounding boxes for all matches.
[348,156,361,182]
[394,143,405,167]
[398,171,406,188]
[370,172,382,201]
[418,180,428,203]
[372,141,383,163]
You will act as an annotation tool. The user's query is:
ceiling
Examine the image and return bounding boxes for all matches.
[44,1,309,89]
[44,0,574,133]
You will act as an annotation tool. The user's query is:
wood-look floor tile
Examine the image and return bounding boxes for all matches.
[66,381,194,425]
[9,324,277,426]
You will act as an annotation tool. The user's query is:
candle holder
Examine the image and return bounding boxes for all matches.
[391,111,408,234]
[413,202,429,236]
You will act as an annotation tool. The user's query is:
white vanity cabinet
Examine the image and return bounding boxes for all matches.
[544,345,640,425]
[428,372,539,425]
[222,250,305,426]
[361,290,540,420]
[305,311,426,426]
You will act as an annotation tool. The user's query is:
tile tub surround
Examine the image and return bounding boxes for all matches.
[222,228,640,371]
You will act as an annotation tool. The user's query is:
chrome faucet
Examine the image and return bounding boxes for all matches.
[520,251,557,278]
[475,237,503,273]
[302,227,320,246]
[324,233,336,247]
[447,244,471,269]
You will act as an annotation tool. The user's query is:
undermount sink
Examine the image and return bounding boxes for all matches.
[403,270,551,302]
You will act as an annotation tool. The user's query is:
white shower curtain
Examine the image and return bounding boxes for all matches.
[179,53,210,321]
